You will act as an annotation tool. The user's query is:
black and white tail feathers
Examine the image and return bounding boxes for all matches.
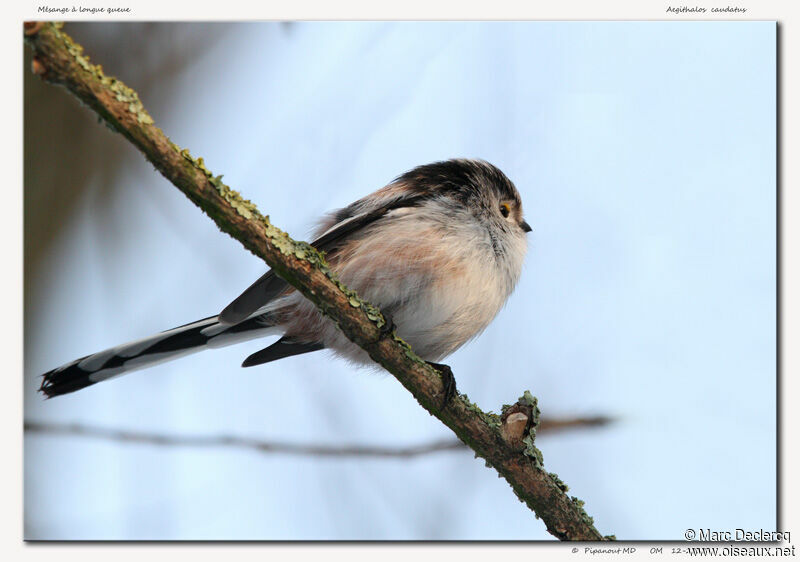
[39,314,321,398]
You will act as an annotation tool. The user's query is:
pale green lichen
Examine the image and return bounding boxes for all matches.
[524,391,542,430]
[571,496,595,527]
[549,472,569,493]
[47,23,155,125]
[461,394,502,430]
[522,433,544,467]
[363,303,386,329]
[517,390,544,466]
[175,146,263,222]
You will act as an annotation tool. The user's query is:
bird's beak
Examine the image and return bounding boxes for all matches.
[520,220,532,233]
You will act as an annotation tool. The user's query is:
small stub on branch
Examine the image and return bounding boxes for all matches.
[501,390,542,461]
[501,412,529,446]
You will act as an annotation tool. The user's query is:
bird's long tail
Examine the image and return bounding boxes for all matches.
[39,315,277,398]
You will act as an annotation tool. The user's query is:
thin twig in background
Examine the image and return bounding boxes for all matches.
[24,416,613,459]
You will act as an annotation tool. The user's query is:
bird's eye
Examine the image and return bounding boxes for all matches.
[499,203,511,218]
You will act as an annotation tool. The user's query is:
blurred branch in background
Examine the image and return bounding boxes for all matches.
[25,416,613,459]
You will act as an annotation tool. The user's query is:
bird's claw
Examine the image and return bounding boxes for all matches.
[426,361,457,410]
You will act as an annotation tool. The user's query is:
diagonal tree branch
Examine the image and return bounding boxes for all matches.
[24,416,613,459]
[25,22,610,541]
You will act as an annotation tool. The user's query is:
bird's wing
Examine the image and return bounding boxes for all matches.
[217,270,291,325]
[218,190,429,326]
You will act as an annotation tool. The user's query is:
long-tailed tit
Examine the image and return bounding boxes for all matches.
[39,159,532,400]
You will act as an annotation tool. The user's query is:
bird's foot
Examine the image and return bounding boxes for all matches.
[426,361,457,410]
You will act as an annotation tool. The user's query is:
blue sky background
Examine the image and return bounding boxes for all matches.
[24,21,776,539]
